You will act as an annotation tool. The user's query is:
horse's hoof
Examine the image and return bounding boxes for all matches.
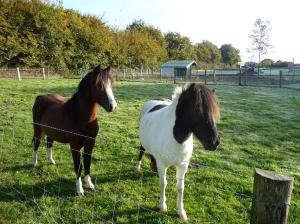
[179,211,188,221]
[32,161,38,167]
[77,191,84,196]
[86,183,95,190]
[47,159,56,165]
[159,207,168,214]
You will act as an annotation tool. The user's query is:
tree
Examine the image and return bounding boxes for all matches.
[220,44,241,66]
[248,18,273,72]
[259,58,274,68]
[195,41,221,67]
[164,32,195,60]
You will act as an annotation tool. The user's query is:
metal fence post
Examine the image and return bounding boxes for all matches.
[17,67,21,81]
[251,168,293,224]
[204,70,207,85]
[279,70,283,88]
[239,69,242,86]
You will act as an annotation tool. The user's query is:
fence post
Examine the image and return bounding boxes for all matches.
[17,67,21,81]
[160,68,162,81]
[279,70,283,88]
[250,168,293,224]
[239,69,242,86]
[42,68,46,80]
[213,70,216,83]
[204,70,207,85]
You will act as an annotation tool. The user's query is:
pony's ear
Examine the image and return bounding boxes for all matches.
[93,65,101,74]
[104,66,111,73]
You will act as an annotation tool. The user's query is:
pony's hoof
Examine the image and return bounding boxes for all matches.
[77,191,84,196]
[32,161,38,167]
[159,207,168,214]
[47,159,56,164]
[179,211,188,221]
[84,175,95,190]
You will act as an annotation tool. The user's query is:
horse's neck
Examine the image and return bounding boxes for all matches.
[78,99,98,123]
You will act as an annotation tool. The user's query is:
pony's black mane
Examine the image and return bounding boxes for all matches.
[63,66,111,115]
[173,83,220,144]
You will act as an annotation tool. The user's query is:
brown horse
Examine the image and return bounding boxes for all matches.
[31,65,117,195]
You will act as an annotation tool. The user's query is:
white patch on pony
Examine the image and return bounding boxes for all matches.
[46,147,55,164]
[136,161,142,172]
[105,81,117,111]
[32,151,38,167]
[84,175,95,190]
[76,177,84,195]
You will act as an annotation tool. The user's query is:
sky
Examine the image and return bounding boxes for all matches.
[62,0,300,63]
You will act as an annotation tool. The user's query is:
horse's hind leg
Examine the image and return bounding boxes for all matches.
[32,128,43,166]
[136,145,145,172]
[46,137,55,164]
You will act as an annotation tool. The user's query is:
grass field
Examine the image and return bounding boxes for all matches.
[0,78,299,224]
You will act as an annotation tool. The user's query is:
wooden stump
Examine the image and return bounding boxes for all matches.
[250,168,293,224]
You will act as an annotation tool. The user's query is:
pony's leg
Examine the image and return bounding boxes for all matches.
[176,162,189,221]
[136,145,145,172]
[46,137,55,164]
[70,144,84,195]
[32,133,42,167]
[83,139,95,190]
[157,162,168,213]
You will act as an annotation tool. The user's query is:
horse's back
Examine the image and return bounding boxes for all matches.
[32,94,65,123]
[140,99,171,120]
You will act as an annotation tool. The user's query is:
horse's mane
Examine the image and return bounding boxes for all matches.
[63,66,111,114]
[175,84,220,121]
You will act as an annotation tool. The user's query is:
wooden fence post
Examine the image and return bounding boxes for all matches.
[251,168,293,224]
[204,70,207,85]
[17,67,21,81]
[42,68,46,80]
[279,70,283,88]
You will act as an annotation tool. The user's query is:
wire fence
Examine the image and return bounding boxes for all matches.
[0,120,299,223]
[1,67,300,90]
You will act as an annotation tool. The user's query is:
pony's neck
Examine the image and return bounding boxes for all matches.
[78,97,98,123]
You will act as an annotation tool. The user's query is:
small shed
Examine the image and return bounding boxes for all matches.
[160,60,197,79]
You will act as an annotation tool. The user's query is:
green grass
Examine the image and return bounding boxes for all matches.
[0,78,299,223]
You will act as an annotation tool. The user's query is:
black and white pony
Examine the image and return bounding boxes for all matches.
[137,83,220,221]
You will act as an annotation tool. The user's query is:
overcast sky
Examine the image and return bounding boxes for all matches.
[63,0,300,63]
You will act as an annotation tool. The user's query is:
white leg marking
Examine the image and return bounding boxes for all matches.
[176,163,189,221]
[105,84,117,111]
[136,161,142,172]
[47,147,55,164]
[158,164,168,213]
[84,175,95,190]
[32,151,38,167]
[76,177,84,195]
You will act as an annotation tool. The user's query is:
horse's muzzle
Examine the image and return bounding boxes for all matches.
[205,136,220,151]
[108,101,117,112]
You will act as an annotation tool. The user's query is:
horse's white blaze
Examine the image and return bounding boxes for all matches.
[76,177,84,195]
[105,81,117,111]
[32,151,38,166]
[139,97,193,219]
[46,147,55,164]
[84,175,95,190]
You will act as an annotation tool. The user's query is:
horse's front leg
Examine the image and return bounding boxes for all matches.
[83,139,95,190]
[176,162,189,221]
[70,143,84,195]
[157,162,168,213]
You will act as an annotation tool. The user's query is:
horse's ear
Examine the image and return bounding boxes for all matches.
[104,66,111,73]
[93,65,101,74]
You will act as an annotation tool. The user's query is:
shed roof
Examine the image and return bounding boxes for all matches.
[161,60,197,68]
